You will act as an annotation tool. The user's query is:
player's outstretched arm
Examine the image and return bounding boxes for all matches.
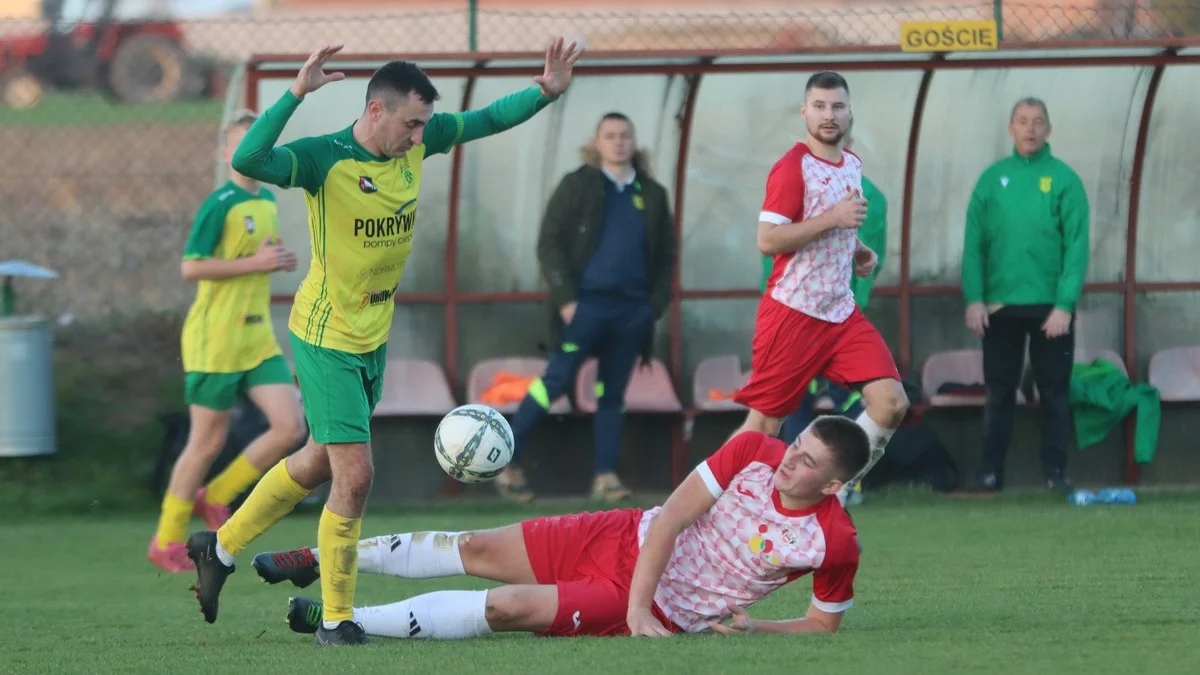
[231,45,345,190]
[626,472,716,637]
[424,38,582,155]
[708,603,844,635]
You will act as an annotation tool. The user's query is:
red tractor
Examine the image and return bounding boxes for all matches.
[0,0,226,109]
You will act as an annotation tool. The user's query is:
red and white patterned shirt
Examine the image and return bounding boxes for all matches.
[637,431,860,632]
[760,143,863,323]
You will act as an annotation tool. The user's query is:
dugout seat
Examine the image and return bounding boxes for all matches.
[1075,347,1128,377]
[466,357,571,414]
[1148,346,1200,402]
[574,357,683,414]
[692,354,750,411]
[373,358,458,416]
[922,349,1028,407]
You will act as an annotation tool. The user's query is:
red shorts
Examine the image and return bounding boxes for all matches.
[520,508,682,637]
[733,295,900,418]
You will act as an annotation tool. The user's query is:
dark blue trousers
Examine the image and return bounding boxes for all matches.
[511,299,654,474]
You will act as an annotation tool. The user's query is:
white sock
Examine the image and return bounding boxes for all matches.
[214,536,235,567]
[840,412,897,500]
[313,532,465,578]
[354,590,493,639]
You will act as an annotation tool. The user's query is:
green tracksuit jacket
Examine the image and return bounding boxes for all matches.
[1069,359,1161,464]
[961,143,1090,312]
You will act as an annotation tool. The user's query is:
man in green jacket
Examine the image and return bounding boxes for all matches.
[962,97,1090,493]
[497,112,677,504]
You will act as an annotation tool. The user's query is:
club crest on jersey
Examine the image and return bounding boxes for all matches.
[359,176,379,194]
[244,215,255,233]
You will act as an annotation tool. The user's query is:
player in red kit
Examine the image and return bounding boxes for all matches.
[732,71,909,502]
[247,415,870,639]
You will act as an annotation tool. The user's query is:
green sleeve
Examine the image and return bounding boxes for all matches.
[961,173,989,304]
[851,179,888,308]
[1055,172,1091,313]
[183,196,228,260]
[231,90,332,194]
[761,256,773,293]
[424,86,555,156]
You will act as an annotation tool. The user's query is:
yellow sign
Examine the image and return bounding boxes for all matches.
[1040,177,1053,193]
[900,20,999,52]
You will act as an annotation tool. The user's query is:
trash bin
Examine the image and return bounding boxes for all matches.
[0,260,59,458]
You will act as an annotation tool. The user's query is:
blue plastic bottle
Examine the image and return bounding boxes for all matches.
[1068,488,1137,506]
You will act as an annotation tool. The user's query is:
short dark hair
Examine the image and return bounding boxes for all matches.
[805,71,850,96]
[808,415,871,482]
[366,60,440,109]
[1010,96,1050,125]
[596,111,633,130]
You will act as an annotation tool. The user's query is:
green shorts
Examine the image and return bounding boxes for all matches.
[289,331,387,444]
[184,355,294,411]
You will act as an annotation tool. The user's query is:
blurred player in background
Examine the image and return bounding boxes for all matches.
[185,39,581,646]
[733,71,908,502]
[251,415,868,640]
[147,111,305,574]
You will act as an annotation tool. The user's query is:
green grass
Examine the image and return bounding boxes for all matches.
[3,492,1198,674]
[0,92,222,127]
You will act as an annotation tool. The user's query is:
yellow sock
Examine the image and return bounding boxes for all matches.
[204,454,265,506]
[317,506,362,625]
[215,460,310,557]
[154,492,194,548]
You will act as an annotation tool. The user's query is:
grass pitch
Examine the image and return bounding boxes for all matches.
[2,491,1197,675]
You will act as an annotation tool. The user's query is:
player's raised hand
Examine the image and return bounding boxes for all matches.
[707,605,755,635]
[534,37,583,98]
[291,44,346,99]
[627,607,673,637]
[831,187,868,230]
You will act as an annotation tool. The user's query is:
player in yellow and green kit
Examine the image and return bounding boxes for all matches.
[148,112,306,574]
[186,40,582,646]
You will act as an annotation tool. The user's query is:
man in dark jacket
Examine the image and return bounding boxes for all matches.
[962,97,1090,493]
[496,112,676,503]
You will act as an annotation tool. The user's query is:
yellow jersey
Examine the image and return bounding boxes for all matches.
[180,182,282,373]
[231,85,556,354]
[280,127,427,353]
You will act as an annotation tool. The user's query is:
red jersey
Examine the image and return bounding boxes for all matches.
[637,431,861,632]
[760,143,863,323]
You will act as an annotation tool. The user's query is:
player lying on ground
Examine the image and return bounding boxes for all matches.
[251,415,869,639]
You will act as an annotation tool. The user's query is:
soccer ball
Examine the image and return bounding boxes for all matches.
[434,404,514,483]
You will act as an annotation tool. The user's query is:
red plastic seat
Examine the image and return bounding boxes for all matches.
[574,357,682,414]
[1148,346,1200,402]
[372,358,458,416]
[465,357,571,414]
[921,350,1027,407]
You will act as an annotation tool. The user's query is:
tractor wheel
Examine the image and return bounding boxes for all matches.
[0,69,44,109]
[107,34,188,103]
